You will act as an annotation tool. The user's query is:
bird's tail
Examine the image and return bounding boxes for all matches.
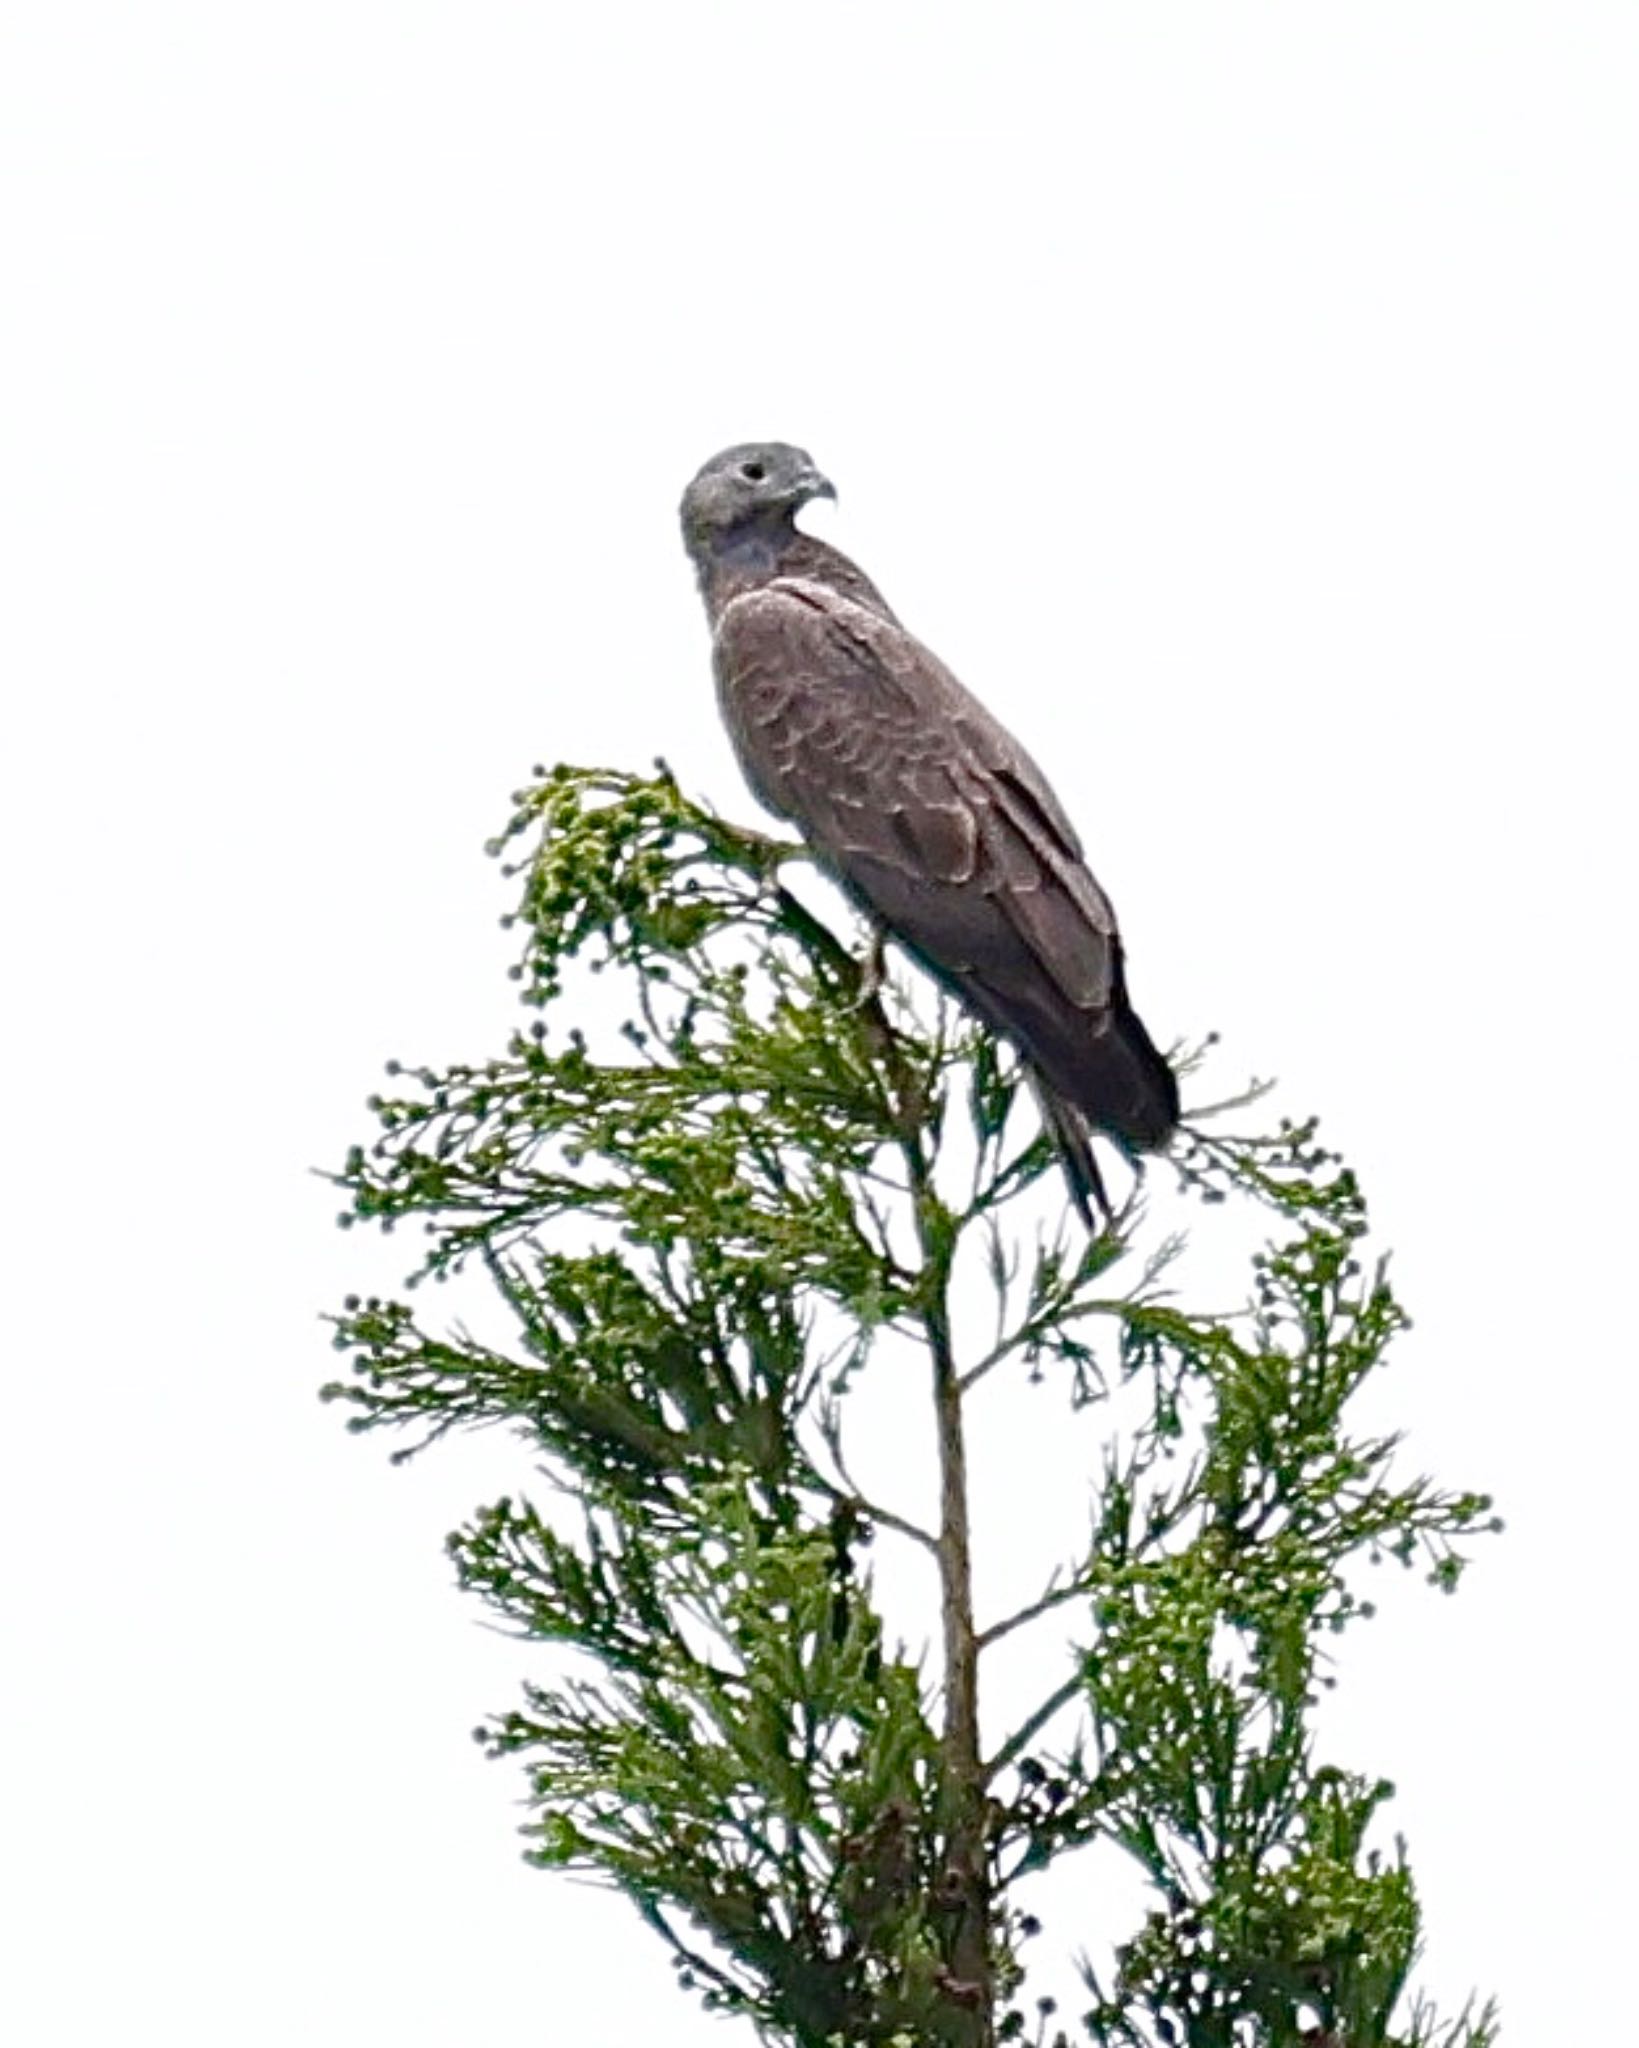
[1076,996,1180,1155]
[962,955,1178,1160]
[1032,1084,1110,1232]
[1032,999,1179,1231]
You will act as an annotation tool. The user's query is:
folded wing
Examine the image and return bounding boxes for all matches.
[712,576,1178,1153]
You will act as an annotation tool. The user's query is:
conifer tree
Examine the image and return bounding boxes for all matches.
[327,765,1498,2048]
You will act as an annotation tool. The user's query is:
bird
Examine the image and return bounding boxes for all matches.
[678,440,1178,1224]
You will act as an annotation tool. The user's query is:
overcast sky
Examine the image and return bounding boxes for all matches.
[4,5,1635,2042]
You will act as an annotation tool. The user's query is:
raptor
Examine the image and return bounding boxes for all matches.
[680,441,1178,1222]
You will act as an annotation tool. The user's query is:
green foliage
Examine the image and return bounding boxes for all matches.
[326,765,1498,2048]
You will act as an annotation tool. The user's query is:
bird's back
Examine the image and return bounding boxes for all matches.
[703,530,1178,1158]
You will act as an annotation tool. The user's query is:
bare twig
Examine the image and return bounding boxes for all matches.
[984,1667,1088,1786]
[977,1569,1094,1653]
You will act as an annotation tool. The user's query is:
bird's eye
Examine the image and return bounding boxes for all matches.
[740,461,766,483]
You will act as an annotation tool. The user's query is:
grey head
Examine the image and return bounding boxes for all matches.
[679,442,837,566]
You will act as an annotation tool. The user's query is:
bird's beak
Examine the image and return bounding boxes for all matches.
[797,467,837,507]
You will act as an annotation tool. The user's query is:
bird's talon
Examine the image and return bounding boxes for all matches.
[853,929,888,1008]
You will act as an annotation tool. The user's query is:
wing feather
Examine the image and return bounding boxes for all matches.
[716,578,1110,989]
[712,575,1176,1151]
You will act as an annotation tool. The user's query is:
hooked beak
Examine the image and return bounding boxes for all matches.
[795,465,837,508]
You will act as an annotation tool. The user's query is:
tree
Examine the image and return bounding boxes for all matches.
[325,764,1499,2048]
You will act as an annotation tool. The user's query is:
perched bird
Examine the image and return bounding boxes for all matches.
[679,441,1178,1222]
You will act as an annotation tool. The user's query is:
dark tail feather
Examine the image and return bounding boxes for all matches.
[1033,994,1178,1231]
[1032,1084,1110,1232]
[961,961,1178,1159]
[1074,996,1180,1154]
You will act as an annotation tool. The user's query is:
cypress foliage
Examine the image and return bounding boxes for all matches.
[326,765,1498,2048]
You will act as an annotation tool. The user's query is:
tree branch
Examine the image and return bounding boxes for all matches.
[976,1569,1093,1653]
[984,1667,1087,1787]
[928,1263,991,2046]
[812,1472,939,1558]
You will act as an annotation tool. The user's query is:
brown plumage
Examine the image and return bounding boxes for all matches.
[679,441,1178,1221]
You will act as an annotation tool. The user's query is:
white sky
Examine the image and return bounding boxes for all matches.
[3,4,1635,2041]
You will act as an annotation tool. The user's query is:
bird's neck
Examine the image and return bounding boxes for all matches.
[698,525,897,621]
[696,519,790,606]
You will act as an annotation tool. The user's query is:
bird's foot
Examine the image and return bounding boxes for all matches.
[853,928,888,1008]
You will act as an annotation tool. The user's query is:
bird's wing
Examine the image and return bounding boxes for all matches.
[714,573,1116,995]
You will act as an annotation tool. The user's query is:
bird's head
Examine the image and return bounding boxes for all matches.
[679,442,837,561]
